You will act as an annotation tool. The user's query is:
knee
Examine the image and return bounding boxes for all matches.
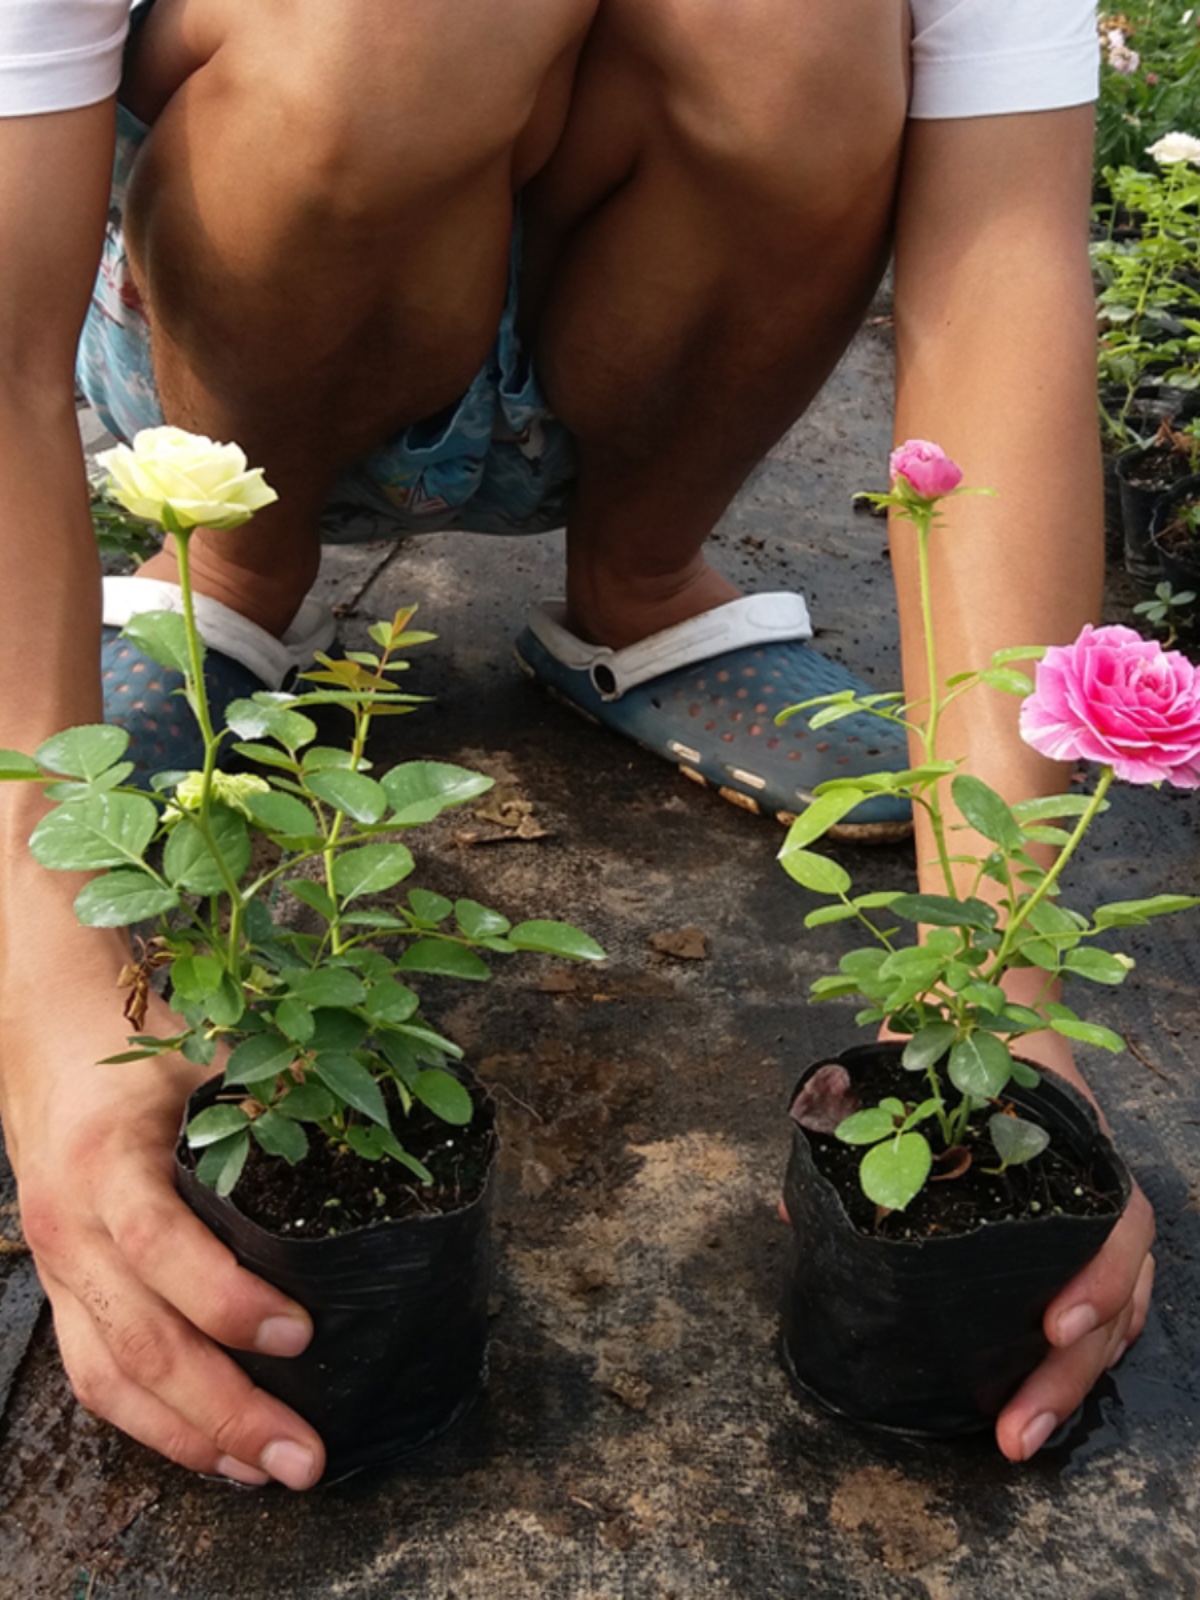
[632,0,909,223]
[244,0,598,220]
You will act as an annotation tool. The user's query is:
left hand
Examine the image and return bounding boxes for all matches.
[989,1025,1155,1462]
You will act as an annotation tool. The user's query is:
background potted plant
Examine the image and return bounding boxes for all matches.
[1149,469,1200,640]
[774,441,1200,1435]
[0,428,604,1481]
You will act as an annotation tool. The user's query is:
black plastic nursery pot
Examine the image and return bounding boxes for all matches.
[1150,472,1200,639]
[176,1079,497,1482]
[780,1042,1131,1437]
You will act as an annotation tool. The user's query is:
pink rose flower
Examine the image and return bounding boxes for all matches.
[888,440,964,501]
[1019,623,1200,787]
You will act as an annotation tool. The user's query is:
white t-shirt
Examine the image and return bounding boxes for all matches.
[0,0,1099,119]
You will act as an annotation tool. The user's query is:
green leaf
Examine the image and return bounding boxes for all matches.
[836,1107,900,1145]
[380,761,494,820]
[307,1007,367,1053]
[277,1080,337,1122]
[879,947,945,986]
[507,920,606,962]
[1093,894,1200,929]
[889,894,997,931]
[957,981,1007,1015]
[34,724,130,780]
[121,610,192,674]
[951,775,1023,850]
[286,879,337,921]
[344,1123,434,1182]
[73,871,180,927]
[1062,947,1134,985]
[186,1103,252,1147]
[1008,1057,1041,1088]
[205,974,246,1028]
[0,749,41,780]
[163,806,251,894]
[411,1069,474,1126]
[777,848,852,896]
[804,904,860,928]
[30,792,159,871]
[313,1052,389,1125]
[224,697,317,749]
[979,667,1034,696]
[1046,1016,1126,1053]
[363,980,420,1023]
[948,1032,1013,1100]
[229,741,298,772]
[170,953,227,1005]
[455,899,512,940]
[332,842,415,901]
[901,1020,957,1074]
[859,1133,932,1211]
[243,790,321,838]
[306,768,388,824]
[285,967,366,1008]
[991,644,1045,667]
[779,789,867,851]
[224,1032,296,1087]
[1010,792,1102,823]
[251,1110,309,1163]
[396,940,492,982]
[988,1113,1050,1169]
[194,1130,250,1196]
[275,997,316,1043]
[1026,900,1086,938]
[408,889,453,924]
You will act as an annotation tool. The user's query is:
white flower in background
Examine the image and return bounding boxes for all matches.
[1147,131,1200,165]
[97,427,278,531]
[165,770,271,820]
[1108,41,1140,72]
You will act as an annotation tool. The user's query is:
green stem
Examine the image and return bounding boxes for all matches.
[911,507,956,894]
[167,510,245,975]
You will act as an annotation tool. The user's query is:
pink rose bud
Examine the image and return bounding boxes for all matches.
[888,440,964,501]
[1019,623,1200,787]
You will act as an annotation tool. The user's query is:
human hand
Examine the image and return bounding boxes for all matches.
[987,1024,1155,1462]
[0,909,326,1488]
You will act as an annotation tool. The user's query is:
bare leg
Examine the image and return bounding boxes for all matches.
[526,0,911,647]
[121,0,598,634]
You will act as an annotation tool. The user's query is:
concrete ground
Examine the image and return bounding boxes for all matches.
[2,317,1199,1599]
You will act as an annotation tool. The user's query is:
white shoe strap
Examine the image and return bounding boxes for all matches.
[526,592,813,701]
[102,577,337,691]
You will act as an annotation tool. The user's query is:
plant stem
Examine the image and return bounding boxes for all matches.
[911,507,957,894]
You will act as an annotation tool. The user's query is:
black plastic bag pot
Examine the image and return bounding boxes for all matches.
[1150,472,1200,642]
[177,1081,497,1481]
[780,1043,1131,1436]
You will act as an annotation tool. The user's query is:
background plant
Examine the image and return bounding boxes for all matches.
[1095,6,1200,179]
[778,442,1200,1213]
[1,430,604,1197]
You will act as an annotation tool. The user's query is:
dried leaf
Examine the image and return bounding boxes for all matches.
[648,926,709,961]
[790,1063,860,1135]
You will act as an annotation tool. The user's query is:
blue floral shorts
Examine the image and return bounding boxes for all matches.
[77,106,577,543]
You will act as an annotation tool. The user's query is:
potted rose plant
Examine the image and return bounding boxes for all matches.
[775,441,1200,1435]
[0,428,604,1480]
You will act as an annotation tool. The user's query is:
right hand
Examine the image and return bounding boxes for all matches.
[0,905,326,1489]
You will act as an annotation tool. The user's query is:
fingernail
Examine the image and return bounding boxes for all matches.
[1020,1411,1058,1460]
[215,1455,271,1488]
[255,1315,311,1358]
[1055,1303,1098,1345]
[261,1440,319,1491]
[1107,1340,1129,1370]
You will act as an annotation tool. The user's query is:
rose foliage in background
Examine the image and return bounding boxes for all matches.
[778,441,1200,1212]
[0,428,604,1196]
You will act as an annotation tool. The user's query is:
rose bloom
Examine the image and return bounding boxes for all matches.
[1146,131,1200,166]
[98,427,278,531]
[888,439,964,501]
[1019,623,1200,787]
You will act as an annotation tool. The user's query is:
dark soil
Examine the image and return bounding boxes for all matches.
[801,1054,1124,1244]
[183,1087,496,1240]
[1121,439,1195,497]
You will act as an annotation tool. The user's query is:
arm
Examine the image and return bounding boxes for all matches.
[0,103,323,1488]
[891,105,1155,1460]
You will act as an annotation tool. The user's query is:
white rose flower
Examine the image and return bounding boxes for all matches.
[1146,131,1200,166]
[96,427,278,531]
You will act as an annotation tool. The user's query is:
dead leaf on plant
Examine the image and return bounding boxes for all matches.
[648,926,709,961]
[931,1144,971,1182]
[789,1063,859,1135]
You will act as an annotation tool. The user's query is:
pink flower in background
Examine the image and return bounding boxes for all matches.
[1020,623,1200,787]
[888,440,964,501]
